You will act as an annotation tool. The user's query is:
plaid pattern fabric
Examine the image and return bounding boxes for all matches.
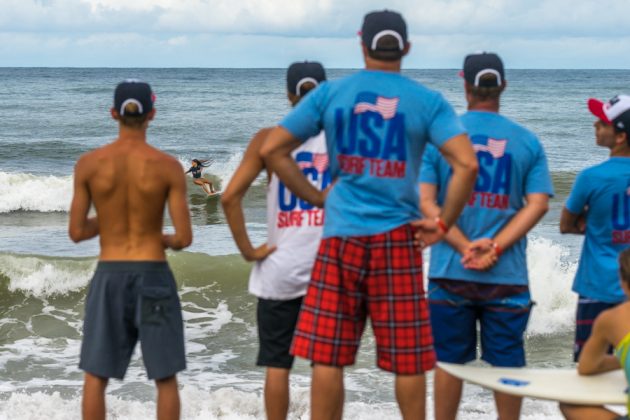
[290,224,435,374]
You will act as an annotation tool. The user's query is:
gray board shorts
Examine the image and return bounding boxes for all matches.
[79,261,186,380]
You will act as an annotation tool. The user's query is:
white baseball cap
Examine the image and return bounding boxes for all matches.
[588,95,630,133]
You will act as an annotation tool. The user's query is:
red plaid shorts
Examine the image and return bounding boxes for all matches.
[290,224,435,374]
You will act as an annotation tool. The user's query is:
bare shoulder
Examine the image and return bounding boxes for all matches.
[74,147,104,176]
[593,305,626,341]
[148,148,184,181]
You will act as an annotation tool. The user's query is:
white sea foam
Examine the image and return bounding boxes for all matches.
[0,254,95,297]
[0,383,570,420]
[527,236,578,336]
[0,171,73,213]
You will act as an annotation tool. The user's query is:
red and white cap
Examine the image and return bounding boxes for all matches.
[588,95,630,133]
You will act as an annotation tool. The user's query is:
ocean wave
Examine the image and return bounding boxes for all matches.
[0,254,95,297]
[0,236,579,335]
[176,151,244,190]
[0,252,251,298]
[0,152,243,213]
[0,172,73,213]
[527,236,578,336]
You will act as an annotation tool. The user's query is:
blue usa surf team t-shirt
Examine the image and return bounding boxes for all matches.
[280,69,466,238]
[566,157,630,303]
[420,111,554,286]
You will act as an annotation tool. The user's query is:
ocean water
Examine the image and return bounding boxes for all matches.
[0,67,629,419]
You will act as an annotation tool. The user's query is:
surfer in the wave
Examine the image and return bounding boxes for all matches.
[68,80,192,420]
[560,248,630,420]
[222,61,328,420]
[186,158,215,194]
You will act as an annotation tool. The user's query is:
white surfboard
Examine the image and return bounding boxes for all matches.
[438,362,627,405]
[206,190,223,199]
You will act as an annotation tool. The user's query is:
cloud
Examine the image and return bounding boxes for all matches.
[2,0,629,37]
[1,0,629,67]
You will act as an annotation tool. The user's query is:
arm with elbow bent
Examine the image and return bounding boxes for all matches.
[419,183,471,254]
[413,134,478,247]
[68,157,99,243]
[163,161,193,250]
[578,310,620,375]
[463,193,550,269]
[221,129,276,262]
[560,206,587,234]
[260,126,325,208]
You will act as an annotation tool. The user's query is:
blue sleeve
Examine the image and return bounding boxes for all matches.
[419,144,440,184]
[565,170,590,214]
[280,83,327,142]
[525,140,554,197]
[427,94,466,148]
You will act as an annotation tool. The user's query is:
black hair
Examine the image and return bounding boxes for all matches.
[469,74,504,101]
[192,159,210,167]
[368,35,405,62]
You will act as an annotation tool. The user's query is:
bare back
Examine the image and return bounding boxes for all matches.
[70,136,191,261]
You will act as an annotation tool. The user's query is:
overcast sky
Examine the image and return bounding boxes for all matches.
[1,0,630,68]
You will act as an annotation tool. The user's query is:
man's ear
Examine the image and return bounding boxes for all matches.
[617,130,629,147]
[361,42,370,59]
[111,108,119,121]
[147,108,156,121]
[402,42,411,57]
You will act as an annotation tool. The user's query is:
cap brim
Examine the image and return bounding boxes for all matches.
[588,98,611,124]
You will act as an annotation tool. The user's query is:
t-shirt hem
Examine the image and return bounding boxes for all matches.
[427,272,528,286]
[322,220,415,239]
[571,286,625,304]
[248,287,307,301]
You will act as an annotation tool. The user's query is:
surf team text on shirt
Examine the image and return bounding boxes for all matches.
[277,151,330,228]
[334,110,407,178]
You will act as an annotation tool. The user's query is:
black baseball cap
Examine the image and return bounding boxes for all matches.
[114,79,154,116]
[286,61,327,96]
[360,10,408,59]
[462,52,505,87]
[588,94,630,135]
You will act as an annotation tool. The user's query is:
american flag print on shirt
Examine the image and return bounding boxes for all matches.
[297,152,329,173]
[473,138,507,159]
[353,93,400,120]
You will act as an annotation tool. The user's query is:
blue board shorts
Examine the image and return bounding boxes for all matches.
[79,261,186,380]
[574,296,622,361]
[428,278,532,368]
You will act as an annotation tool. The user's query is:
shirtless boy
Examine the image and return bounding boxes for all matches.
[68,80,192,420]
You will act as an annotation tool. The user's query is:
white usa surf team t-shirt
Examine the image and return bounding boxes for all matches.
[280,69,465,239]
[248,132,329,300]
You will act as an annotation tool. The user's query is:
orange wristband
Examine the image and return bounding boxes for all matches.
[435,217,449,234]
[493,242,503,257]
